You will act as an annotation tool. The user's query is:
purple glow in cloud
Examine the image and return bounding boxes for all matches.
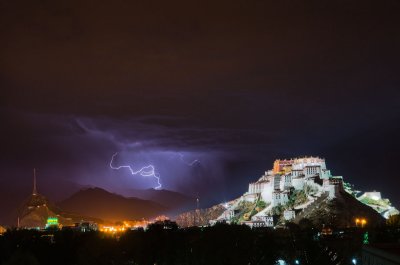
[179,153,201,166]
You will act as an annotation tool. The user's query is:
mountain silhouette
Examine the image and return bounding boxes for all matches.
[58,187,167,222]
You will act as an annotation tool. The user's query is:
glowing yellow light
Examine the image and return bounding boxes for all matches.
[361,219,367,227]
[355,218,367,227]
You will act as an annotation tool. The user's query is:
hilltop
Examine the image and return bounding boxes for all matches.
[177,157,394,228]
[11,188,101,228]
[5,177,171,228]
[120,188,195,214]
[58,187,167,222]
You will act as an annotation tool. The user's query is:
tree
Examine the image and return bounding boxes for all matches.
[3,250,40,265]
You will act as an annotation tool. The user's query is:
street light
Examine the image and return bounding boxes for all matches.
[355,218,367,227]
[352,258,357,264]
[361,219,367,228]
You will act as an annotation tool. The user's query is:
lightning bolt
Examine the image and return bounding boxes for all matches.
[179,153,201,166]
[109,152,162,189]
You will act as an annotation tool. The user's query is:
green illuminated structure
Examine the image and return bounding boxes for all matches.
[363,232,369,244]
[46,217,59,229]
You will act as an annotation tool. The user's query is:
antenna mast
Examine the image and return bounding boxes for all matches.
[33,168,37,195]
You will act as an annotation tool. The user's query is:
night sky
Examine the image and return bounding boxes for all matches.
[1,0,399,211]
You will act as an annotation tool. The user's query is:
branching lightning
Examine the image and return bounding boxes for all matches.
[179,153,201,166]
[109,152,162,189]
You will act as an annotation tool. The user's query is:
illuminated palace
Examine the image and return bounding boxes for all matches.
[246,157,342,206]
[212,156,344,227]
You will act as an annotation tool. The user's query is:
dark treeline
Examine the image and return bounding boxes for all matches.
[0,222,389,265]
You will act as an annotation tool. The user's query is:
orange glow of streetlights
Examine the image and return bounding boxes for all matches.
[361,218,367,228]
[355,218,367,227]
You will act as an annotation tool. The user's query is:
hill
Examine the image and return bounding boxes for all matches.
[58,187,167,222]
[177,156,390,228]
[176,205,225,227]
[293,190,384,227]
[124,189,195,213]
[16,192,74,228]
[10,192,100,228]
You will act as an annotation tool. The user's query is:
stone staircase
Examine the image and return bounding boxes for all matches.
[293,192,329,223]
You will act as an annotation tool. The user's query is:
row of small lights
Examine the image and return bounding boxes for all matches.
[99,226,127,233]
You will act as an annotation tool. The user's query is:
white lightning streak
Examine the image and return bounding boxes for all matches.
[179,153,201,166]
[109,152,162,189]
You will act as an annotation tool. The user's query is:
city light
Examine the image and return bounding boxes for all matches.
[99,225,126,233]
[98,219,152,234]
[45,217,59,229]
[355,218,367,228]
[361,219,367,227]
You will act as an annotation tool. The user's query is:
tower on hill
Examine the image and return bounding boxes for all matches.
[33,168,37,195]
[16,169,75,228]
[26,169,47,209]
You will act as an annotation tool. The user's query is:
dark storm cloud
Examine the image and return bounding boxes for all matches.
[0,109,241,208]
[1,0,400,208]
[2,0,399,114]
[75,115,279,152]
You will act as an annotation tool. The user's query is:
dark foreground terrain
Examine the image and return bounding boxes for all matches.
[0,222,397,265]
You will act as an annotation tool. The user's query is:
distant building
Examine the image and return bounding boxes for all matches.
[149,220,178,230]
[252,215,275,227]
[220,209,234,220]
[273,159,294,173]
[243,215,275,228]
[45,217,59,229]
[18,170,75,229]
[360,191,382,201]
[215,156,344,226]
[246,156,333,204]
[272,191,289,206]
[283,210,296,221]
[73,222,98,232]
[323,176,344,199]
[212,155,395,228]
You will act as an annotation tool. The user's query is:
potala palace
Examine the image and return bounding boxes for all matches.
[208,156,398,228]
